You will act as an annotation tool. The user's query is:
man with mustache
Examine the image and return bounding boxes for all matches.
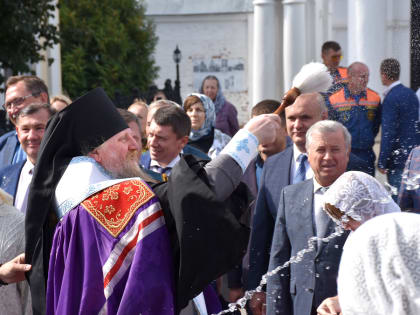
[0,76,49,168]
[23,88,282,315]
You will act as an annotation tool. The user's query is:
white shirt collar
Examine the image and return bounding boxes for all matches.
[14,160,35,213]
[382,80,401,99]
[150,154,181,169]
[293,143,306,162]
[22,159,34,174]
[313,177,329,193]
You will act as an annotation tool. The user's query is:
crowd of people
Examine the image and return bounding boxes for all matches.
[0,40,419,315]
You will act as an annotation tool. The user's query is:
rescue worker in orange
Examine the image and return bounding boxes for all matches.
[321,41,348,94]
[327,62,381,176]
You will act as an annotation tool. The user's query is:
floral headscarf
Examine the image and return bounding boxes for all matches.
[338,212,420,315]
[184,93,216,141]
[323,171,400,225]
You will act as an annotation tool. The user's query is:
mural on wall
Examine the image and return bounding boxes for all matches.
[192,57,246,92]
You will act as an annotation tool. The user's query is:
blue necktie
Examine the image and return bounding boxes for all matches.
[294,154,307,184]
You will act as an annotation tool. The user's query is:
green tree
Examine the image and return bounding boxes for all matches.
[60,0,158,99]
[0,0,59,87]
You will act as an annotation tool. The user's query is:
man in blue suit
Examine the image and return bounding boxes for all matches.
[378,58,420,199]
[0,104,53,213]
[267,120,351,315]
[0,75,49,168]
[247,93,368,315]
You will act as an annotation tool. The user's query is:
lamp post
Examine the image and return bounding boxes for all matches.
[173,45,182,105]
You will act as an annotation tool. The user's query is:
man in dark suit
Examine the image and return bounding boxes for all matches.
[0,76,49,168]
[140,99,209,171]
[267,120,351,315]
[247,93,367,315]
[228,99,288,303]
[144,106,195,177]
[378,58,420,199]
[0,104,53,212]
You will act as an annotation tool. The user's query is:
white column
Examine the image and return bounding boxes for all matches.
[48,1,62,96]
[348,0,387,92]
[314,0,331,59]
[252,0,283,106]
[283,0,306,91]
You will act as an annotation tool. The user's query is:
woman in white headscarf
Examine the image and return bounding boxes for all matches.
[338,212,420,315]
[323,171,400,230]
[317,171,400,315]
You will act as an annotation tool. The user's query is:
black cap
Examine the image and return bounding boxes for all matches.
[25,87,128,314]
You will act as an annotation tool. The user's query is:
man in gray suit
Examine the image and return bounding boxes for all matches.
[266,120,351,315]
[248,93,368,315]
[248,93,328,314]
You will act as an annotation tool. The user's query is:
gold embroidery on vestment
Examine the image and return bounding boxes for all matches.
[81,180,155,237]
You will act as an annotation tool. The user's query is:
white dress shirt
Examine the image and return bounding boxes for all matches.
[150,154,181,175]
[290,144,313,183]
[14,160,34,214]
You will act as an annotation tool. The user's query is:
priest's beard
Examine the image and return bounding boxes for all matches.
[111,151,156,182]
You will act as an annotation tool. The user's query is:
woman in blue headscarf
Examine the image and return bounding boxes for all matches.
[200,76,239,137]
[183,93,231,159]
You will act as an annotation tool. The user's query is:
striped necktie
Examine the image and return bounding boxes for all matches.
[154,166,172,175]
[293,154,307,184]
[316,186,330,247]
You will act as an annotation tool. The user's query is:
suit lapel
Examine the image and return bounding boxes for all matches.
[292,180,315,242]
[285,146,294,185]
[1,135,17,166]
[13,162,24,202]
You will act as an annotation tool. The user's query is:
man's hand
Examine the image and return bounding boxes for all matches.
[244,114,282,146]
[378,167,387,174]
[249,292,266,315]
[317,295,341,315]
[0,253,31,284]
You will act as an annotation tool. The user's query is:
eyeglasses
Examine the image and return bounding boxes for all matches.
[331,55,343,61]
[3,92,39,110]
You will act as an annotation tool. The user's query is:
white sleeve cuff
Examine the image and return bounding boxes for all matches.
[220,128,259,173]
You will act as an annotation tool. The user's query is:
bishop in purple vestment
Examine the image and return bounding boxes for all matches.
[24,88,281,315]
[47,172,175,314]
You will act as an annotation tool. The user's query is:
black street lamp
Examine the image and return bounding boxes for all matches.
[173,45,182,105]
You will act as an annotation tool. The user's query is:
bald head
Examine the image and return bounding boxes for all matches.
[285,92,328,152]
[291,93,328,114]
[348,62,369,95]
